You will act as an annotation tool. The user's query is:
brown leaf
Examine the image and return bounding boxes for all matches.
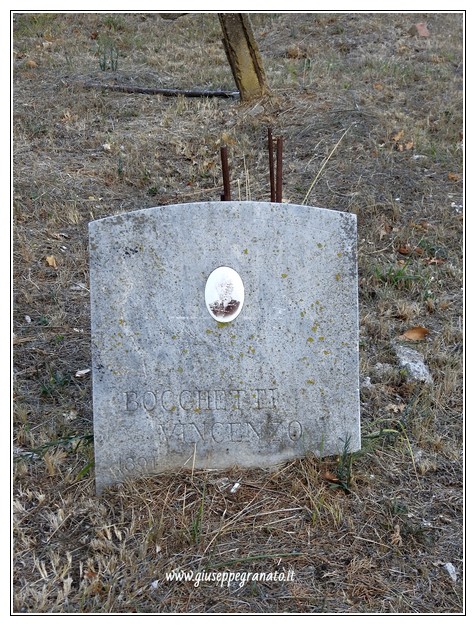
[391,130,404,143]
[25,59,37,69]
[402,326,429,341]
[286,45,306,59]
[411,221,433,232]
[391,524,403,546]
[385,403,405,413]
[379,220,392,240]
[448,172,461,182]
[398,245,424,256]
[46,255,58,269]
[323,471,340,483]
[373,82,384,91]
[425,257,445,265]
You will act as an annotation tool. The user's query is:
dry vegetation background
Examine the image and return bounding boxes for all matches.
[12,12,463,614]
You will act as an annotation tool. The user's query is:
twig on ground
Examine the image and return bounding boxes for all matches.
[302,124,354,205]
[82,82,240,98]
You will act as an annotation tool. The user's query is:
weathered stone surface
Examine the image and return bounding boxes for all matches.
[89,202,360,492]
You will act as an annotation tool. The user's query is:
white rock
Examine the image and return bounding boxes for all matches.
[443,562,457,582]
[393,343,433,383]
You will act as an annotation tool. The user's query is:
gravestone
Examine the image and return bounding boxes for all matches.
[89,202,360,493]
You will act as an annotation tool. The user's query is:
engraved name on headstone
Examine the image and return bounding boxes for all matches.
[89,202,360,492]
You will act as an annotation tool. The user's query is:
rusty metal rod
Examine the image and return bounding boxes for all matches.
[276,136,283,203]
[220,145,231,201]
[268,127,276,202]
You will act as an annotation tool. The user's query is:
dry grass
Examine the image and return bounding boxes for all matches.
[12,12,463,614]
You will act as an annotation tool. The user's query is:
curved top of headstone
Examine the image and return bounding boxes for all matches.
[89,200,356,229]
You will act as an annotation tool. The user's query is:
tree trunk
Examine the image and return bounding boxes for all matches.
[218,13,270,101]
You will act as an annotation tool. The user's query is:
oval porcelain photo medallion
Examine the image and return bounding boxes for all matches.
[205,266,244,322]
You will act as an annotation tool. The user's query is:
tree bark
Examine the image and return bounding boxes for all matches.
[218,13,270,101]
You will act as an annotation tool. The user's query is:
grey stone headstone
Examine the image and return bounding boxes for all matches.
[89,202,360,493]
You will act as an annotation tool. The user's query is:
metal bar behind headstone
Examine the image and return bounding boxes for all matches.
[268,127,276,203]
[220,145,231,201]
[276,136,283,203]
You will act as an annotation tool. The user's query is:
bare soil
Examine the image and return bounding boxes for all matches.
[12,12,464,614]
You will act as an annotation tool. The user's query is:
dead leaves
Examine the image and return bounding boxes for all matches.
[401,326,429,341]
[379,130,414,153]
[321,469,351,494]
[45,255,58,269]
[410,221,434,233]
[448,172,461,182]
[397,244,423,256]
[389,130,414,152]
[385,403,405,413]
[323,470,340,484]
[390,130,404,143]
[285,44,308,59]
[378,220,392,240]
[396,243,446,265]
[390,524,403,546]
